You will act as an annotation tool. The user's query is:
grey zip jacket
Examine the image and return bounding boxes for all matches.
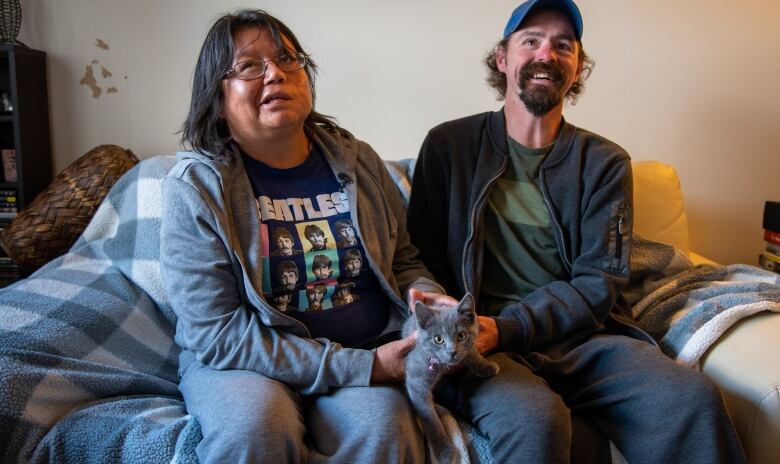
[408,110,648,355]
[161,125,443,395]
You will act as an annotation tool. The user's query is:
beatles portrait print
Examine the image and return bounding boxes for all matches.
[258,192,366,313]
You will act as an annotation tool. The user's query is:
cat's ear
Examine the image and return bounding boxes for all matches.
[458,293,476,321]
[415,301,433,327]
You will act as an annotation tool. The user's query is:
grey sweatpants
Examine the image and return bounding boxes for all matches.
[436,333,746,464]
[179,359,425,464]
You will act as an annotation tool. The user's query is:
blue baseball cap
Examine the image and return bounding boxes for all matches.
[503,0,583,40]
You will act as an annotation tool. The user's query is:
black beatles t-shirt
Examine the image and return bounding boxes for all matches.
[242,147,389,348]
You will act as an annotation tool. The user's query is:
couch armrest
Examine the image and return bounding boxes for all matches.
[702,312,780,463]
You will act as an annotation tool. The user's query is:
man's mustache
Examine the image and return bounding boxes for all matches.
[518,61,567,87]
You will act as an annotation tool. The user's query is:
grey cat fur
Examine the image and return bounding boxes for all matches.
[402,293,500,463]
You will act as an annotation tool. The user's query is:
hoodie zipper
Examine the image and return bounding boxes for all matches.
[462,161,506,294]
[538,167,572,270]
[340,168,408,312]
[615,214,624,265]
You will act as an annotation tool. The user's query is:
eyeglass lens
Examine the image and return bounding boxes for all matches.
[232,54,306,80]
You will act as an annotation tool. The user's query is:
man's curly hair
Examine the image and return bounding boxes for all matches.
[484,38,594,104]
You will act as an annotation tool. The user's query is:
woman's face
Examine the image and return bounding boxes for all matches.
[221,27,313,146]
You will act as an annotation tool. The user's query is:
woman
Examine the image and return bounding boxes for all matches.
[160,9,450,464]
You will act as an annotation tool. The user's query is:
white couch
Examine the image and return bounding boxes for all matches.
[633,161,780,463]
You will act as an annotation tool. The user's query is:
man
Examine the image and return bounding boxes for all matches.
[303,224,328,251]
[276,260,300,292]
[305,284,327,311]
[334,219,359,248]
[407,1,745,462]
[332,281,360,306]
[312,254,334,280]
[270,227,302,256]
[343,249,363,278]
[271,292,293,312]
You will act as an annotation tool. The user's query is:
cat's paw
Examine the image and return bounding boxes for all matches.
[484,359,500,376]
[472,359,500,378]
[433,444,462,464]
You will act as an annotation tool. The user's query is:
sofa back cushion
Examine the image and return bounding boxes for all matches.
[631,161,690,255]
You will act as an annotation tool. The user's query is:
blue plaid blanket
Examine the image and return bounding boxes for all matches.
[625,235,780,368]
[0,156,201,463]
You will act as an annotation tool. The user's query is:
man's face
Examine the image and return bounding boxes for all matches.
[313,264,332,280]
[276,236,294,254]
[338,225,355,241]
[307,289,324,303]
[307,233,326,250]
[280,270,298,290]
[335,288,353,305]
[498,9,582,116]
[344,257,362,276]
[274,293,291,309]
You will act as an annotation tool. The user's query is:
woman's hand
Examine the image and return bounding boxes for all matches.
[407,288,459,313]
[370,332,417,384]
[475,316,499,355]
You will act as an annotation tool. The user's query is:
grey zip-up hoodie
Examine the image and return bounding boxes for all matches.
[408,110,649,356]
[161,125,443,395]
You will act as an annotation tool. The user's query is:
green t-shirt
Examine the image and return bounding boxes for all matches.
[480,136,568,314]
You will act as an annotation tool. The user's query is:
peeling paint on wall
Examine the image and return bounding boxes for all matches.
[79,65,102,98]
[80,39,123,99]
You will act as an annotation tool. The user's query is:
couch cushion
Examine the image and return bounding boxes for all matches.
[632,161,690,256]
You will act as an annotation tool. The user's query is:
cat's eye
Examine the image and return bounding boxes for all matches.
[433,335,444,345]
[457,331,467,341]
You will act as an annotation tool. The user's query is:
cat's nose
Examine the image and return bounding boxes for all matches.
[449,351,457,360]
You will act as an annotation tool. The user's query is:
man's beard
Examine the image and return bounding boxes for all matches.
[517,61,569,116]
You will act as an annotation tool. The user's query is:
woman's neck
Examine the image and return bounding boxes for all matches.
[239,127,311,169]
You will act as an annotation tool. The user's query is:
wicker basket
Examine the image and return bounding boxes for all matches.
[0,144,138,275]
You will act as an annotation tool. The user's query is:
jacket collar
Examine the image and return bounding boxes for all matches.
[177,124,356,171]
[486,108,577,168]
[307,125,357,176]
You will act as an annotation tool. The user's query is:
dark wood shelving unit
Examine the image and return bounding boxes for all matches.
[0,45,53,287]
[0,45,53,208]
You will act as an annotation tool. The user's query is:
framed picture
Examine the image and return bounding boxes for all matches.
[2,149,17,182]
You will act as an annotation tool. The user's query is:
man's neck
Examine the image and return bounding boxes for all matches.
[504,97,564,148]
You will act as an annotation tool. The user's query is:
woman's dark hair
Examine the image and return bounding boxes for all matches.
[182,9,345,156]
[484,38,594,104]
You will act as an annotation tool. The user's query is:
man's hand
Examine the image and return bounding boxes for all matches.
[407,288,459,313]
[371,332,417,384]
[475,316,499,355]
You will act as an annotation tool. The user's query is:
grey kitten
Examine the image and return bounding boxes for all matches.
[402,293,500,463]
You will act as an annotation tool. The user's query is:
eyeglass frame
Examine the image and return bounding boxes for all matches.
[223,52,309,81]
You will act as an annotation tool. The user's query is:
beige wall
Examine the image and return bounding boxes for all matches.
[19,0,780,265]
